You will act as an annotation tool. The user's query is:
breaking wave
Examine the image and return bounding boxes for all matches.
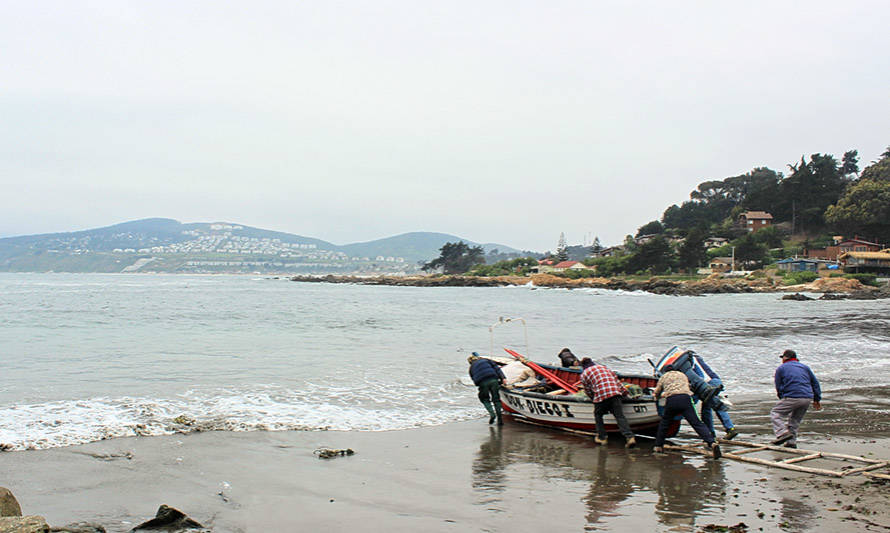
[0,384,482,451]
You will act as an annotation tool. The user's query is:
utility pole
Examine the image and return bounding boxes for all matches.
[731,246,736,272]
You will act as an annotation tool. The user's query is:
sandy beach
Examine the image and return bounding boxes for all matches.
[2,392,889,532]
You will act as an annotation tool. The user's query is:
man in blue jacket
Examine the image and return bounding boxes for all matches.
[693,353,739,440]
[771,349,822,447]
[468,355,507,425]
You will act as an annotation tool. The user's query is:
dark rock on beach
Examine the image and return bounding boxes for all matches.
[0,487,22,517]
[131,505,205,531]
[0,516,49,533]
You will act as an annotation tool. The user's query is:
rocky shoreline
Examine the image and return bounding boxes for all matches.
[289,273,890,298]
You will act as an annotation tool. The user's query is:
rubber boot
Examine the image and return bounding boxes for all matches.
[482,401,496,424]
[495,405,504,426]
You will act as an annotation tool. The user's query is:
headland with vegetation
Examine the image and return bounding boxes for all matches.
[290,270,890,299]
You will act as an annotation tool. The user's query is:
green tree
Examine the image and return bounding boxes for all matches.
[777,154,845,234]
[733,233,769,268]
[590,236,603,255]
[556,232,568,262]
[469,257,538,276]
[661,167,782,234]
[859,148,890,182]
[588,255,630,276]
[422,241,485,274]
[841,149,860,178]
[628,235,674,274]
[825,179,890,243]
[677,227,707,272]
[750,226,783,249]
[636,220,664,237]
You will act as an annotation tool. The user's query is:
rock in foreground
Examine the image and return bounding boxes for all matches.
[0,516,49,533]
[131,505,204,531]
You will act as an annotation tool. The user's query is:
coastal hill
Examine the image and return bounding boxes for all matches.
[0,218,527,274]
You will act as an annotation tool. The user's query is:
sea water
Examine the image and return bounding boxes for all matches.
[1,273,888,450]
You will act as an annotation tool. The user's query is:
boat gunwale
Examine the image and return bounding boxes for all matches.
[502,388,656,404]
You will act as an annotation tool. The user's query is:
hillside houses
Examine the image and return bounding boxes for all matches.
[738,211,773,232]
[805,237,884,261]
[839,249,890,274]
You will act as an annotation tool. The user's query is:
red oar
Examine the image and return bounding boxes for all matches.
[503,348,579,394]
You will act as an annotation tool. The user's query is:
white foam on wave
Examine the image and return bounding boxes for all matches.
[0,384,483,451]
[577,287,658,297]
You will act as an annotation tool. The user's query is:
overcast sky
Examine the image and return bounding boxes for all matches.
[2,2,888,251]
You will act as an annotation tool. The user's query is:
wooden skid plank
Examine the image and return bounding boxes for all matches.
[722,440,880,464]
[731,446,770,456]
[724,440,814,455]
[818,452,886,464]
[840,462,890,477]
[723,453,845,477]
[782,453,822,464]
[512,429,887,478]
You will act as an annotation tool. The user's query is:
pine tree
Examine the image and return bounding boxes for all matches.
[590,236,603,255]
[556,233,568,262]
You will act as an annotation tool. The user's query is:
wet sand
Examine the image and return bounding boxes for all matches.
[2,393,889,532]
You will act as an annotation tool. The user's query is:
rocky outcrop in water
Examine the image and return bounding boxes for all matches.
[289,272,890,298]
[782,293,814,301]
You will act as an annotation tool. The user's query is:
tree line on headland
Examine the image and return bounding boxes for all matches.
[424,146,890,277]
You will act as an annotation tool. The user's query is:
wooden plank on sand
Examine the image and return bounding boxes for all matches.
[839,462,890,477]
[782,453,822,464]
[731,446,770,456]
[722,453,845,477]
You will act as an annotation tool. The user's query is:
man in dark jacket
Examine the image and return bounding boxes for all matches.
[468,355,506,425]
[771,349,822,447]
[557,348,581,368]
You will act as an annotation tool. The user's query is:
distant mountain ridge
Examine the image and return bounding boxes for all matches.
[0,218,529,273]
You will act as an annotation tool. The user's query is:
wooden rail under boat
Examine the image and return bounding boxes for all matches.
[666,439,890,478]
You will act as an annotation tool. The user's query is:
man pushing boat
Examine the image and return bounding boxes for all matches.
[580,358,637,448]
[468,355,506,425]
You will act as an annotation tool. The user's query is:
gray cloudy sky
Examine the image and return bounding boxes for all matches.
[2,1,888,251]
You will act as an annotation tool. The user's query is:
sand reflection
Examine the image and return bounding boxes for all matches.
[472,425,733,530]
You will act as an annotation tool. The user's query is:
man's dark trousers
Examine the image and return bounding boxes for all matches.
[594,395,634,439]
[655,394,715,447]
[477,378,502,419]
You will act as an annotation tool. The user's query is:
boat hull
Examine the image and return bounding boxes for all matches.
[499,387,662,434]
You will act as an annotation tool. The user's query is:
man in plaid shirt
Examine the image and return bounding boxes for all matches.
[580,358,636,448]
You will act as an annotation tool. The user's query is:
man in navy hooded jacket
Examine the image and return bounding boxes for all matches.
[468,355,506,425]
[771,349,822,447]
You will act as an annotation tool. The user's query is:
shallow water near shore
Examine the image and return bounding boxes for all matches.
[2,272,890,450]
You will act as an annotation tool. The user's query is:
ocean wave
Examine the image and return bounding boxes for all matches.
[0,389,482,451]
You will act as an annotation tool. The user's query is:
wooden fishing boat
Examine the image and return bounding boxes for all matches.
[499,360,663,434]
[476,317,670,436]
[474,352,663,435]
